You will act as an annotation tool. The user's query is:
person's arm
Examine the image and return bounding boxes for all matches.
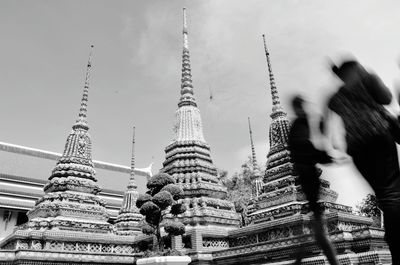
[385,111,400,144]
[321,105,349,163]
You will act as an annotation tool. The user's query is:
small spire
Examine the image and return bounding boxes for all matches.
[127,126,138,189]
[131,126,136,176]
[179,7,196,107]
[248,117,258,170]
[74,45,94,129]
[262,35,281,112]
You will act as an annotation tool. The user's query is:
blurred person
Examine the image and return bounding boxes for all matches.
[325,59,400,265]
[288,95,339,265]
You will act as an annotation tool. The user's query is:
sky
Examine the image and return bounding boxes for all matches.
[1,0,400,208]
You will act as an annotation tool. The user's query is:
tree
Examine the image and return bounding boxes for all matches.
[220,157,262,227]
[356,193,382,228]
[136,173,186,252]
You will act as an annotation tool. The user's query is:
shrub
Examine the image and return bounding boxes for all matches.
[164,221,185,236]
[137,172,187,253]
[152,191,174,210]
[147,173,175,195]
[161,184,184,200]
[139,201,160,216]
[170,203,186,215]
[136,194,152,208]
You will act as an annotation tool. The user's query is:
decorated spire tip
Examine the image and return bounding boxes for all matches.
[182,7,188,49]
[178,7,196,107]
[262,34,281,108]
[248,117,253,135]
[130,126,136,176]
[75,45,94,128]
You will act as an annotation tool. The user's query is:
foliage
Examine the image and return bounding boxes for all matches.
[147,173,175,196]
[140,201,160,216]
[356,193,382,228]
[220,156,262,227]
[136,194,152,208]
[170,203,187,215]
[137,172,186,253]
[152,191,174,210]
[161,184,184,200]
[164,221,185,235]
[142,224,155,235]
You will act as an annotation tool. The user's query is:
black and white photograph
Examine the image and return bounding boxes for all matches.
[0,1,399,264]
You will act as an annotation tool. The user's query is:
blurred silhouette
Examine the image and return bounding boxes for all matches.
[288,95,339,265]
[326,59,400,265]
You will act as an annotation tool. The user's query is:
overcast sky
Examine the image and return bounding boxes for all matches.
[1,0,400,207]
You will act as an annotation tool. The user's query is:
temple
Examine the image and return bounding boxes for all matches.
[0,8,392,265]
[161,8,240,257]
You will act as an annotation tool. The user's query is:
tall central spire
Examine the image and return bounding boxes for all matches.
[74,45,94,130]
[179,8,196,107]
[161,8,240,242]
[262,35,283,115]
[171,8,205,142]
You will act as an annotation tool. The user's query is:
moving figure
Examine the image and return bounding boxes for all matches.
[326,60,400,265]
[288,95,339,265]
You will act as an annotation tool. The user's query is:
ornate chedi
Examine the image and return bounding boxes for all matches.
[0,46,140,265]
[247,34,339,224]
[25,46,111,232]
[114,127,142,235]
[209,35,390,265]
[161,8,240,255]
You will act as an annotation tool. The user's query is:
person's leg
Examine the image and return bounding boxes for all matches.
[297,165,338,265]
[352,135,400,264]
[293,245,305,265]
[312,215,339,265]
[382,205,400,265]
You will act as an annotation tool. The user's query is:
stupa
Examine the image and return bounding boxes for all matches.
[210,35,390,265]
[0,46,139,265]
[160,8,240,256]
[114,127,143,236]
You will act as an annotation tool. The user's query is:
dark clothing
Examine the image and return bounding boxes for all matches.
[328,73,400,265]
[289,116,332,165]
[351,133,400,205]
[328,85,391,155]
[289,115,338,265]
[350,133,400,265]
[288,115,332,216]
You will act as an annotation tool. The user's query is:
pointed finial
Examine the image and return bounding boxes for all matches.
[130,126,136,177]
[74,45,94,129]
[262,35,281,110]
[248,117,258,170]
[183,7,188,49]
[178,8,196,107]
